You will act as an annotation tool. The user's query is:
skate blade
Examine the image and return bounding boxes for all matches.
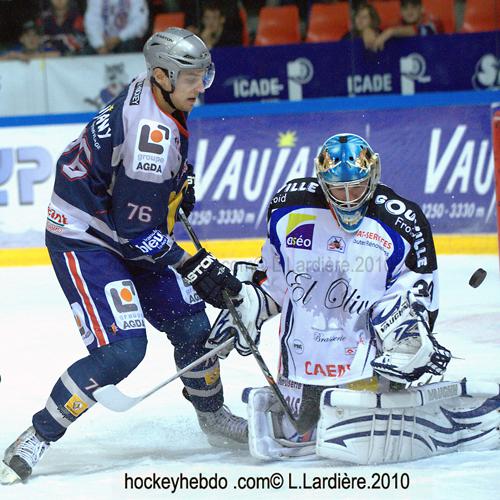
[206,434,248,450]
[0,461,22,485]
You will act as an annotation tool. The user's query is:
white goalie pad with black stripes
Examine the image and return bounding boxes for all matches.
[316,379,500,464]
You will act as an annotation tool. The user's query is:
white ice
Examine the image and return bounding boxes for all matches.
[0,255,499,500]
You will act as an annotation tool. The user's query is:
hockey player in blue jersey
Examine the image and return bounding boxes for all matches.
[1,28,245,484]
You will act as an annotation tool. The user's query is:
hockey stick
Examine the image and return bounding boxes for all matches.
[178,211,304,433]
[93,337,234,412]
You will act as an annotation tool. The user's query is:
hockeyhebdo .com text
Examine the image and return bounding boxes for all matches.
[123,471,411,492]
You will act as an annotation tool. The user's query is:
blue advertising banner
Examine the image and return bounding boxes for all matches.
[188,102,496,240]
[204,32,500,103]
[0,93,496,254]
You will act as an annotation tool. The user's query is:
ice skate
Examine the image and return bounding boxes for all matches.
[0,426,50,484]
[196,405,248,448]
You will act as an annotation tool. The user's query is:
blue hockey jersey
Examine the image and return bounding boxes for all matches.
[46,72,190,267]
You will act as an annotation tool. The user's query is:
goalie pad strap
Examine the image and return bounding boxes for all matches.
[323,380,466,409]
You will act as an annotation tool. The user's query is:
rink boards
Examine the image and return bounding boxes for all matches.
[0,91,498,265]
[0,233,497,267]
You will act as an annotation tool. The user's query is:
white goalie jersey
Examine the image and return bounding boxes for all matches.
[260,177,439,386]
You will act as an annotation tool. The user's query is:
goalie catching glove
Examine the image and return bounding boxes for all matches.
[207,262,280,357]
[370,292,451,384]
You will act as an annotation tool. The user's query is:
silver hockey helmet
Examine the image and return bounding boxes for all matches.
[143,28,215,89]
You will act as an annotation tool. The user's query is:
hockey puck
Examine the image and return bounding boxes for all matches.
[469,268,487,288]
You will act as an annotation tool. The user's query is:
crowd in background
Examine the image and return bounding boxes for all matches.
[0,0,478,61]
[344,0,440,52]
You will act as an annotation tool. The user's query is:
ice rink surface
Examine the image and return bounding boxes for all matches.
[0,255,499,500]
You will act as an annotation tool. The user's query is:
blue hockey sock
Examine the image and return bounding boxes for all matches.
[162,312,224,412]
[32,337,147,441]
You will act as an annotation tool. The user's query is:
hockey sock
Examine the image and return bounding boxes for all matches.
[32,337,147,441]
[162,312,224,413]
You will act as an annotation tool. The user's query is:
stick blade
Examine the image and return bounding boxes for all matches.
[93,385,141,412]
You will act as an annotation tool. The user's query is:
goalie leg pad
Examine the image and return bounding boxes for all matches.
[245,386,317,460]
[316,381,500,464]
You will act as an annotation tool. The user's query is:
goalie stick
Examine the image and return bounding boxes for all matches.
[93,337,234,412]
[178,211,304,433]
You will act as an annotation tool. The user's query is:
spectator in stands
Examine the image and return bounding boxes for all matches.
[0,0,39,50]
[342,2,381,52]
[0,20,60,61]
[84,0,149,54]
[37,0,87,55]
[197,1,243,49]
[373,0,437,51]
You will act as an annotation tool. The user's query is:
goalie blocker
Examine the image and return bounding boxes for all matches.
[245,379,500,463]
[206,261,280,358]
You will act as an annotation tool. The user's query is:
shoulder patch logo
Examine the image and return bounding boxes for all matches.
[286,213,316,250]
[138,122,170,155]
[129,79,144,105]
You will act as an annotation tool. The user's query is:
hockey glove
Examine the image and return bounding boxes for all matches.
[207,280,280,357]
[179,249,242,308]
[370,293,451,384]
[180,163,195,218]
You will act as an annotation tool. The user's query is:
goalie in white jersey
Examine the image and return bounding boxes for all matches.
[209,133,500,462]
[256,132,447,389]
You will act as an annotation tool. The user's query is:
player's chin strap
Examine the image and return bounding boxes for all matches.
[151,75,177,111]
